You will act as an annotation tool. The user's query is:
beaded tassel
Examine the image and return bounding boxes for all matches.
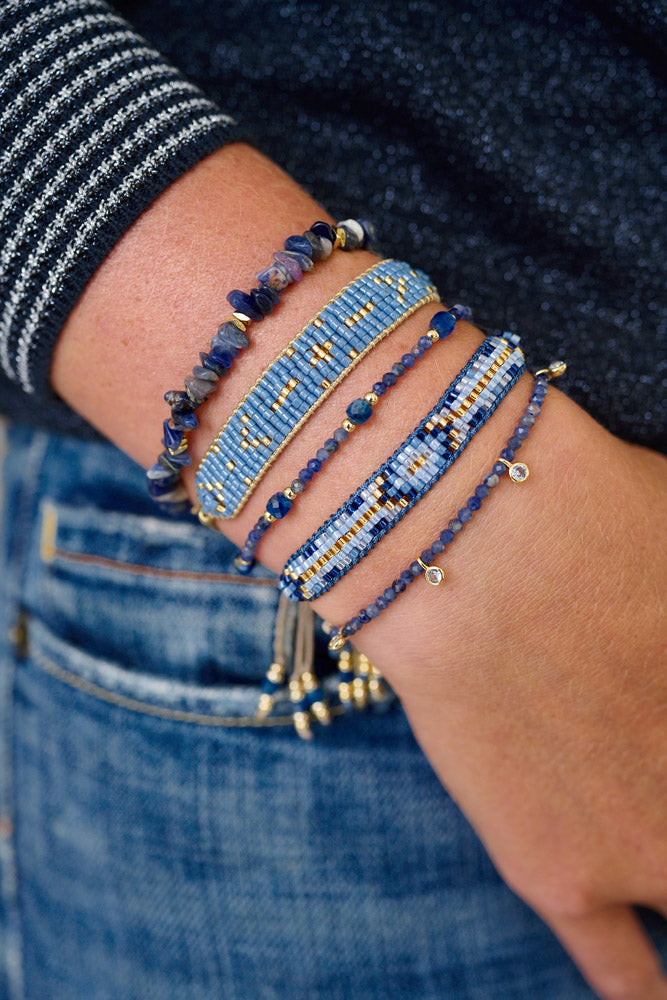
[327,361,567,651]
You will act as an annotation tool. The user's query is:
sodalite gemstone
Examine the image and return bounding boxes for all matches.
[212,321,249,355]
[227,289,263,320]
[256,261,292,291]
[284,234,314,256]
[430,310,457,337]
[273,251,302,281]
[346,397,373,424]
[162,419,183,451]
[266,492,293,518]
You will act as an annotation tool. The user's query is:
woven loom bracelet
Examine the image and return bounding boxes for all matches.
[234,305,472,574]
[279,334,526,602]
[146,218,373,514]
[194,259,439,520]
[327,361,567,650]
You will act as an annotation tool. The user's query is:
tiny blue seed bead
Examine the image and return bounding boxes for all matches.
[527,402,541,415]
[449,519,463,533]
[412,344,425,358]
[432,539,445,554]
[420,548,434,563]
[430,310,457,337]
[450,303,471,320]
[399,570,413,584]
[376,595,389,610]
[401,353,415,368]
[520,413,536,427]
[382,371,397,387]
[467,495,482,511]
[459,507,473,522]
[358,610,370,625]
[299,468,313,483]
[507,436,522,450]
[333,427,348,443]
[315,448,330,463]
[501,447,515,462]
[291,480,306,494]
[440,528,455,544]
[346,398,373,424]
[383,587,396,603]
[341,624,356,638]
[484,472,500,487]
[307,458,322,474]
[366,604,380,619]
[391,362,405,377]
[529,395,544,405]
[372,381,387,397]
[409,561,423,578]
[475,483,490,499]
[393,578,406,594]
[515,425,530,439]
[418,336,433,352]
[324,438,338,454]
[494,461,508,476]
[248,528,262,543]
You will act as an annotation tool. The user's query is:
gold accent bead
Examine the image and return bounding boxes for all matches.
[328,632,345,651]
[231,312,250,329]
[334,226,346,249]
[364,391,379,406]
[197,508,216,527]
[342,418,355,433]
[283,487,296,501]
[427,330,439,342]
[264,511,276,523]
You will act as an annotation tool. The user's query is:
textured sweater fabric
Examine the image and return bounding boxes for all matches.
[1,0,665,450]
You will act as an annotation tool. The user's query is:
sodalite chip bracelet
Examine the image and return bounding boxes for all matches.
[234,305,472,573]
[194,259,439,520]
[279,334,526,602]
[146,218,373,514]
[326,361,567,650]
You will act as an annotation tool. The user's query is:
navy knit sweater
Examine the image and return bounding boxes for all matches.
[1,0,665,449]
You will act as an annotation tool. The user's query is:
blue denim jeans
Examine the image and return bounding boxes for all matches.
[0,423,665,1000]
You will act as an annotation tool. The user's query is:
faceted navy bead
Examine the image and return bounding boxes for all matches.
[529,394,544,406]
[315,448,330,463]
[382,371,397,387]
[526,402,541,415]
[459,507,472,522]
[248,528,263,543]
[366,603,380,619]
[291,479,306,494]
[227,289,263,321]
[418,335,433,351]
[273,251,302,281]
[333,427,348,443]
[341,623,356,637]
[391,362,405,377]
[449,518,463,533]
[475,483,490,499]
[358,609,371,624]
[484,472,500,488]
[393,578,407,594]
[467,495,482,511]
[520,413,536,428]
[310,221,336,243]
[284,234,313,256]
[267,492,293,518]
[412,344,425,359]
[256,262,292,291]
[440,529,455,544]
[430,310,457,337]
[307,458,322,474]
[409,561,423,578]
[376,595,389,611]
[507,435,522,450]
[500,447,515,462]
[162,420,183,452]
[372,381,387,397]
[450,304,471,320]
[420,548,434,563]
[401,353,415,368]
[383,587,396,603]
[301,230,324,260]
[346,398,373,424]
[324,438,338,454]
[400,569,413,585]
[298,467,313,483]
[493,461,508,476]
[515,425,530,439]
[213,321,250,353]
[432,538,445,554]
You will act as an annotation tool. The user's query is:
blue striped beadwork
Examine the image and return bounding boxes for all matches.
[279,335,525,602]
[195,259,439,519]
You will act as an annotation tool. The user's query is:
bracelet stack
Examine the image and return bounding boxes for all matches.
[148,215,568,737]
[146,218,374,515]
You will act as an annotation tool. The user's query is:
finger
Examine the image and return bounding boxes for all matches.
[547,904,667,1000]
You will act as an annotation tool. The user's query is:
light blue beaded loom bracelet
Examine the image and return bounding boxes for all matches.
[279,334,525,602]
[194,259,439,519]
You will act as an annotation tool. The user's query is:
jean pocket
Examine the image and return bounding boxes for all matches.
[25,498,281,690]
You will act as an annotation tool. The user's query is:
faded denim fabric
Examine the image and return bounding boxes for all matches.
[0,424,665,1000]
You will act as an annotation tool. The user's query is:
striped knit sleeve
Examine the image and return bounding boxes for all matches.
[0,0,244,418]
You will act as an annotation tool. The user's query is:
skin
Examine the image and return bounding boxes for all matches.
[52,143,667,999]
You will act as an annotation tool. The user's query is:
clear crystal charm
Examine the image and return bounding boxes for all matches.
[424,565,444,586]
[509,462,529,483]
